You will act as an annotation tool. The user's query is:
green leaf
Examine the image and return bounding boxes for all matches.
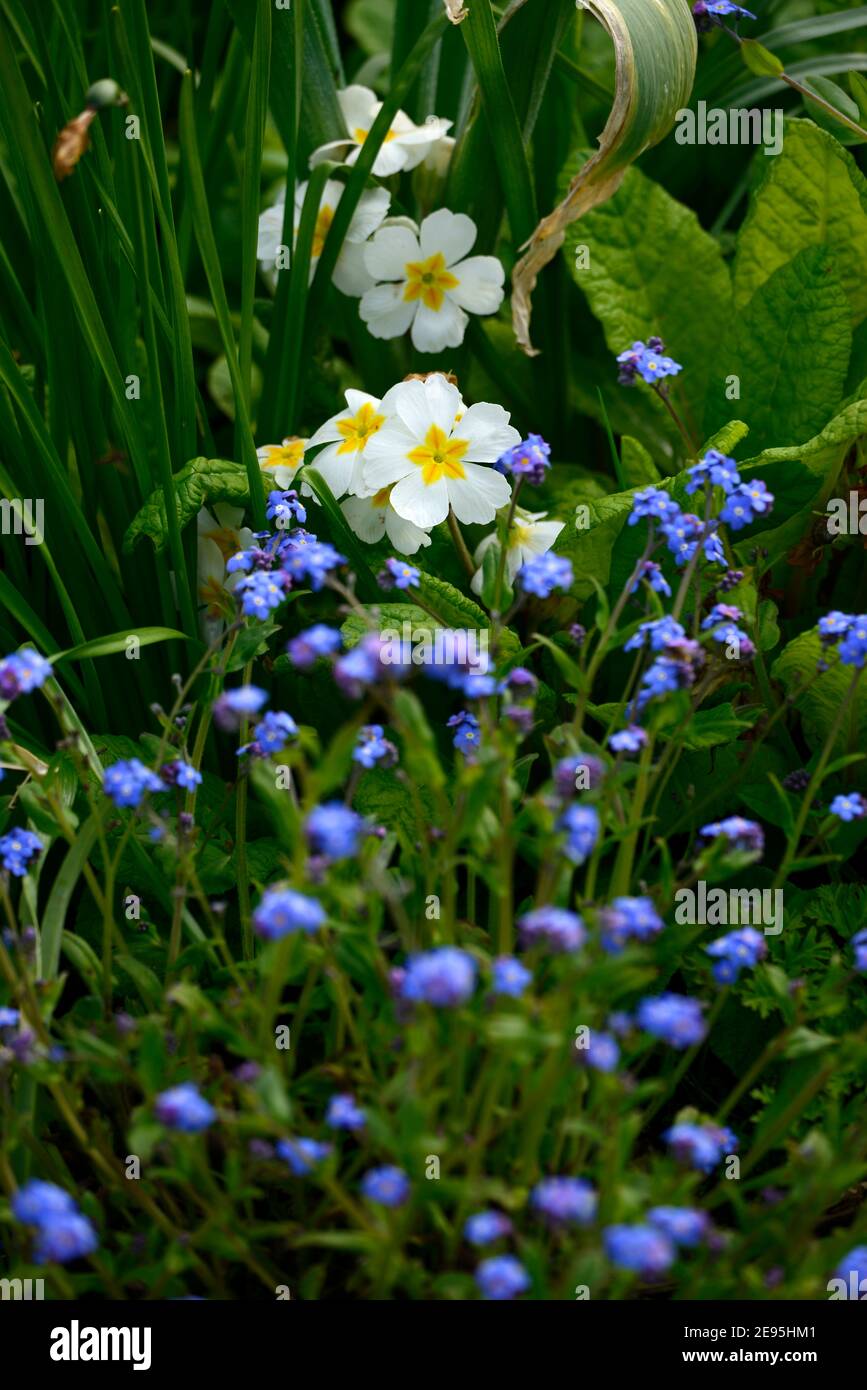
[772,630,867,773]
[699,420,750,456]
[416,572,488,630]
[801,76,866,146]
[563,161,732,443]
[705,246,851,453]
[124,457,250,553]
[733,119,867,326]
[679,703,763,751]
[740,39,785,79]
[53,629,190,662]
[179,72,266,527]
[455,0,537,248]
[513,0,697,352]
[620,436,659,488]
[733,396,867,559]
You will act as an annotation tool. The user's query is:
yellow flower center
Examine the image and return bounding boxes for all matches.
[336,401,386,455]
[353,126,397,145]
[312,205,334,259]
[403,251,460,312]
[371,486,392,508]
[407,424,468,486]
[259,438,305,475]
[510,524,531,549]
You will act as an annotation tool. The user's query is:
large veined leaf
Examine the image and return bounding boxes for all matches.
[733,119,867,325]
[562,160,732,445]
[704,245,851,453]
[773,631,867,778]
[124,458,250,552]
[512,0,697,353]
[730,396,867,561]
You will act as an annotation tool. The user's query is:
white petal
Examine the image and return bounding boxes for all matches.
[337,85,378,135]
[448,255,505,314]
[447,464,512,525]
[456,402,521,461]
[390,470,450,528]
[371,142,413,177]
[341,494,386,544]
[346,186,391,243]
[359,283,417,340]
[309,139,353,168]
[333,241,376,297]
[257,205,287,263]
[345,389,381,414]
[362,423,419,488]
[320,180,346,211]
[472,531,498,566]
[308,442,355,500]
[267,465,299,489]
[384,509,433,555]
[505,547,522,580]
[419,208,477,265]
[411,297,468,353]
[307,411,345,449]
[363,226,421,280]
[389,375,459,440]
[523,520,565,554]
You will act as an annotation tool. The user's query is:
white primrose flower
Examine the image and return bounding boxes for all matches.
[361,373,518,529]
[306,390,389,500]
[359,209,505,352]
[256,437,307,490]
[197,504,255,640]
[310,84,452,179]
[257,179,389,296]
[341,487,432,556]
[471,509,565,596]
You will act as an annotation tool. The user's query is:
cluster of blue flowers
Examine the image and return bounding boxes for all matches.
[306,802,364,860]
[0,647,52,700]
[599,896,665,953]
[278,1137,332,1175]
[557,803,600,864]
[102,757,205,809]
[616,337,682,387]
[705,927,767,984]
[518,551,574,599]
[664,1120,738,1172]
[11,1180,99,1264]
[0,827,43,877]
[227,520,345,615]
[252,886,326,940]
[604,1207,711,1276]
[238,709,298,758]
[495,433,551,486]
[636,993,707,1048]
[693,0,755,33]
[699,815,764,856]
[379,556,420,591]
[397,947,477,1007]
[518,905,586,953]
[286,623,343,669]
[819,611,867,668]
